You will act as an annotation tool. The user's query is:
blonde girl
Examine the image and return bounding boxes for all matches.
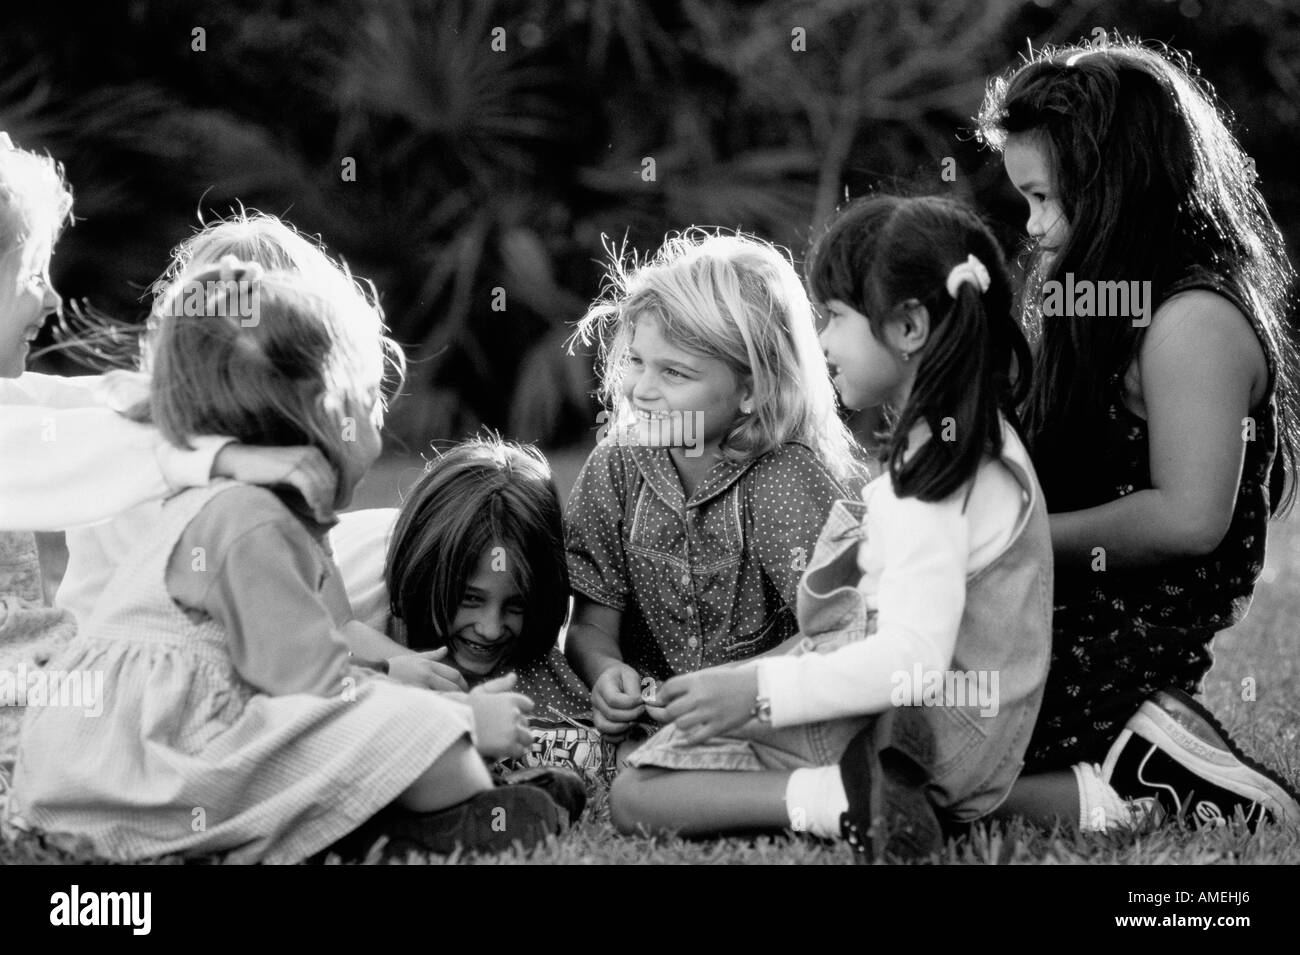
[564,230,866,748]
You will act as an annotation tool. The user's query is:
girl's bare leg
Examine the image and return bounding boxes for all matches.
[610,767,790,836]
[396,737,494,813]
[993,771,1079,826]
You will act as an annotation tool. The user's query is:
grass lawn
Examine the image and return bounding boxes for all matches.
[6,444,1299,864]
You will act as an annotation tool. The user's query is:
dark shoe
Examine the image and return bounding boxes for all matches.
[495,765,587,825]
[330,784,563,862]
[1102,688,1300,831]
[838,724,943,864]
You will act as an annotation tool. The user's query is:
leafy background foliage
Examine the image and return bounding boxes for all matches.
[4,0,1297,453]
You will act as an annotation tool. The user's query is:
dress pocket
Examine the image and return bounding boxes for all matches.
[716,606,797,663]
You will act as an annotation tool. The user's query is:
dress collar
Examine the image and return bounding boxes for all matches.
[629,446,755,511]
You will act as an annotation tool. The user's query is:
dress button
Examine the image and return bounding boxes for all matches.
[685,605,694,617]
[681,573,690,586]
[688,636,699,649]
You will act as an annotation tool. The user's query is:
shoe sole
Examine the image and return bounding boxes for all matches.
[1110,698,1300,826]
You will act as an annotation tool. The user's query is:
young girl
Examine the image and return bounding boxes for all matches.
[0,135,82,735]
[0,146,330,788]
[357,436,601,778]
[609,195,1051,861]
[563,231,866,749]
[0,168,340,591]
[13,211,460,690]
[384,438,587,703]
[5,258,569,861]
[978,37,1300,829]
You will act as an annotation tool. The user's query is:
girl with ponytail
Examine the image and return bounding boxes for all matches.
[609,195,1053,862]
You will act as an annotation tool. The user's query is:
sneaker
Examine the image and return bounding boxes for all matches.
[1073,761,1165,831]
[838,723,943,864]
[495,765,587,825]
[1101,688,1300,830]
[328,784,563,862]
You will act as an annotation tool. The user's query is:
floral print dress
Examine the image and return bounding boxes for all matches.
[1025,270,1277,771]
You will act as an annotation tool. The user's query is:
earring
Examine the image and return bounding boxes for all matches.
[900,350,912,363]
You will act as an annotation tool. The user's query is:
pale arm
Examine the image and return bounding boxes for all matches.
[756,488,965,726]
[0,403,229,530]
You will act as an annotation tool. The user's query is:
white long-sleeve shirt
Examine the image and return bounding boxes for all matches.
[756,422,1030,727]
[1,371,229,620]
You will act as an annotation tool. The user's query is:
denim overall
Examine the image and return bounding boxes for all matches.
[631,444,1053,823]
[796,450,1053,820]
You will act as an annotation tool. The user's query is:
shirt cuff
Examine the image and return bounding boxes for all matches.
[157,435,236,489]
[98,370,150,412]
[569,576,626,613]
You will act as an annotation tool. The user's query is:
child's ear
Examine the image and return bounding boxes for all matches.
[884,301,930,359]
[738,374,755,415]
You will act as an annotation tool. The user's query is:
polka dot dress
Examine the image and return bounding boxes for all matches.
[511,647,592,718]
[565,440,852,682]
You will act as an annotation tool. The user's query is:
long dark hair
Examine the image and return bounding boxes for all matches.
[806,194,1032,503]
[978,37,1300,514]
[386,435,569,671]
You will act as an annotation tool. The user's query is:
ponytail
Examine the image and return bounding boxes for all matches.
[807,195,1031,504]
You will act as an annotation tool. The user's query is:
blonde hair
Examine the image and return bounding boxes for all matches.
[573,229,863,485]
[151,210,353,303]
[147,210,405,407]
[0,134,74,256]
[145,257,394,508]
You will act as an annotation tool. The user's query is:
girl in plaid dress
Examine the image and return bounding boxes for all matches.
[6,258,563,861]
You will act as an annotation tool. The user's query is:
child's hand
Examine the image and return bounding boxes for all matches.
[212,444,338,523]
[640,676,670,723]
[386,647,469,693]
[467,673,535,760]
[591,663,646,740]
[659,667,759,745]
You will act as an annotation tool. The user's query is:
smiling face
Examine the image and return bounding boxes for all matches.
[620,313,750,455]
[1003,133,1070,257]
[818,300,909,410]
[444,548,526,681]
[0,238,61,378]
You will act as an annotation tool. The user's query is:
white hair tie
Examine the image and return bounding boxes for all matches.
[945,254,991,298]
[216,254,264,285]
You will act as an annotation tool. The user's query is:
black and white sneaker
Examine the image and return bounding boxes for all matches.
[1101,688,1300,831]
